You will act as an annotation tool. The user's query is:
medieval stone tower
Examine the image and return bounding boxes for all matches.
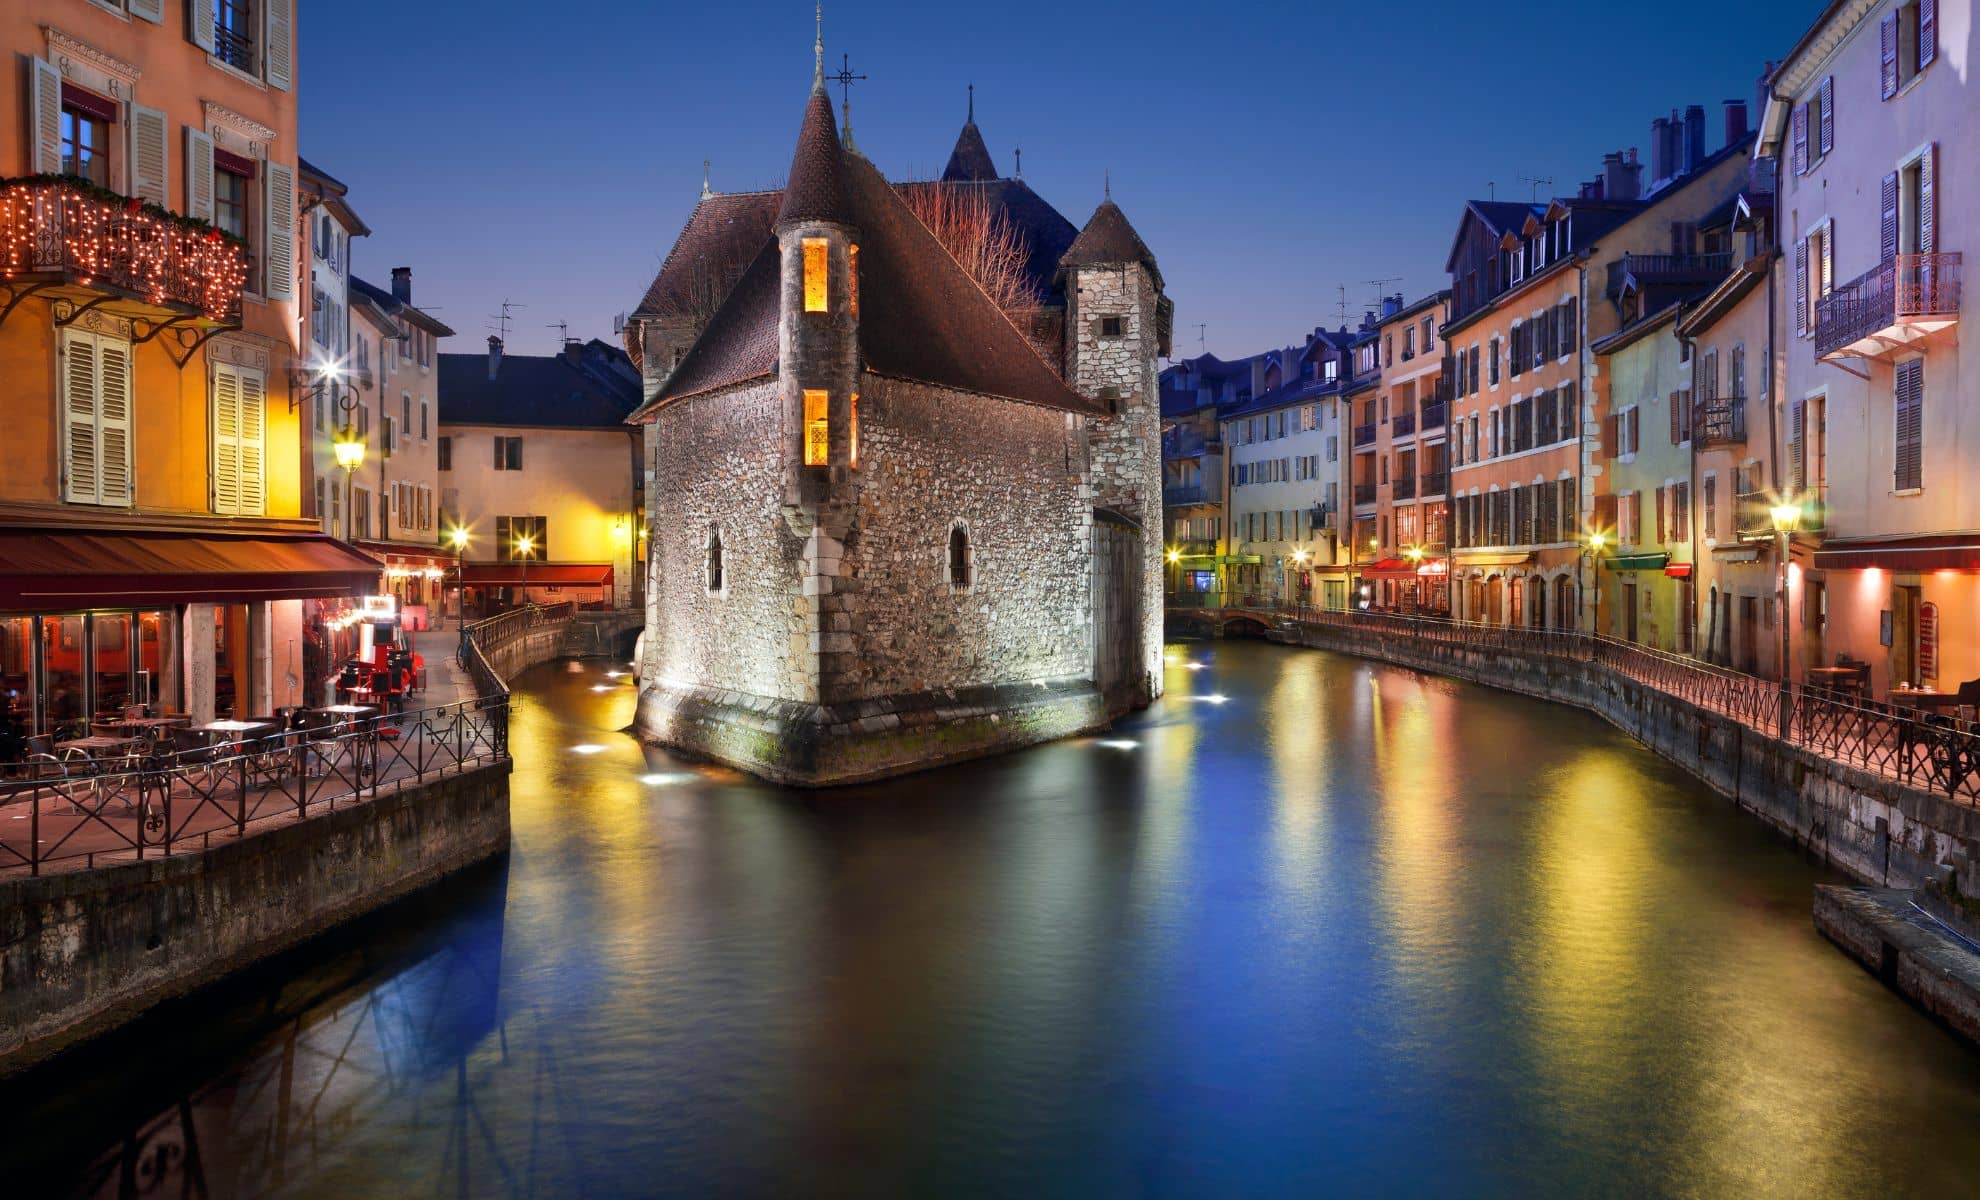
[621,26,1168,785]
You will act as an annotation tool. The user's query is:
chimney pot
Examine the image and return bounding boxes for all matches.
[1650,117,1672,182]
[1724,99,1750,144]
[391,266,412,303]
[1684,104,1707,173]
[487,335,503,382]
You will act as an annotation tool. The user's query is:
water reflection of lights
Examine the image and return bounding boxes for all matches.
[590,684,614,692]
[1183,662,1207,672]
[570,744,608,755]
[1096,739,1139,751]
[639,772,697,786]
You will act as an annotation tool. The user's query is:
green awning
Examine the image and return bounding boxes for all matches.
[1220,554,1264,566]
[1602,552,1671,572]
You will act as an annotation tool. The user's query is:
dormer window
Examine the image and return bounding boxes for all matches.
[803,238,828,312]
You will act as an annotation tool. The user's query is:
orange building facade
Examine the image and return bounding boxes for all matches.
[1363,291,1453,611]
[0,2,375,741]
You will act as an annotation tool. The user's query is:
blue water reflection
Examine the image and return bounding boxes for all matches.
[10,642,1980,1196]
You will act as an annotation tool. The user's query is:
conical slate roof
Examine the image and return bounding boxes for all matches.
[1060,198,1162,287]
[941,121,998,182]
[778,89,853,226]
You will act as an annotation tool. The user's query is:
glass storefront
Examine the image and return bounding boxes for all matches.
[3,610,175,739]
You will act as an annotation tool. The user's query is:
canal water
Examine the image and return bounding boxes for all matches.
[10,642,1980,1196]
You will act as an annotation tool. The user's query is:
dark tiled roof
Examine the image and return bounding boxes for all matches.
[440,343,642,430]
[777,89,852,226]
[942,121,998,182]
[633,191,782,321]
[1060,199,1161,287]
[634,240,781,413]
[895,177,1078,305]
[350,275,453,336]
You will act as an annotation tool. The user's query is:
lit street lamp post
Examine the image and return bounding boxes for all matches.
[1771,501,1803,741]
[448,525,471,643]
[515,532,536,609]
[1582,531,1607,639]
[330,375,365,545]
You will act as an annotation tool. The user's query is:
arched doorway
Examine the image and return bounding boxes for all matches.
[1465,576,1484,622]
[1527,576,1546,628]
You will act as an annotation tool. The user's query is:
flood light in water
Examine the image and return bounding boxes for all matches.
[571,744,608,754]
[640,772,697,786]
[1097,739,1139,750]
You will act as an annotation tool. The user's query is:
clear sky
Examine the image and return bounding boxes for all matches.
[300,0,1815,362]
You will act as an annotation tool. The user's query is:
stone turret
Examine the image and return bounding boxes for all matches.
[1061,192,1171,706]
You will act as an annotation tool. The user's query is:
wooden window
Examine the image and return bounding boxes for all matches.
[59,328,134,507]
[802,238,829,312]
[803,389,830,466]
[705,527,723,592]
[210,362,266,516]
[493,435,522,470]
[437,436,452,471]
[59,86,114,189]
[1895,359,1923,491]
[1100,316,1125,337]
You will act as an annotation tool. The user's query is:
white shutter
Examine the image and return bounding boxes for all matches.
[264,0,294,91]
[190,0,217,54]
[237,368,267,515]
[211,365,242,514]
[129,104,170,207]
[128,0,165,24]
[97,339,133,506]
[29,58,62,176]
[263,160,296,301]
[185,127,215,223]
[60,330,100,505]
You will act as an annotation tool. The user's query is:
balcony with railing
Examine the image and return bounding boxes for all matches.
[0,177,249,329]
[1419,399,1446,431]
[1392,409,1416,437]
[1353,422,1377,449]
[1419,469,1448,497]
[1815,252,1962,361]
[1735,487,1827,541]
[1163,427,1222,459]
[1605,251,1734,298]
[1353,482,1378,507]
[1693,396,1746,447]
[1164,483,1216,509]
[1392,473,1417,500]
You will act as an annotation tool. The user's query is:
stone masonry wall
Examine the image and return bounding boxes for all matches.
[1071,263,1166,706]
[835,375,1093,701]
[643,381,807,702]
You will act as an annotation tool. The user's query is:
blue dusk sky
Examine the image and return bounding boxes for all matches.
[300,0,1814,362]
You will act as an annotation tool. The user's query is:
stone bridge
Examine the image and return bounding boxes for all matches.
[1163,597,1293,639]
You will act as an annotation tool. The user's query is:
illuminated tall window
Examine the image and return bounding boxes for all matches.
[849,244,860,317]
[803,238,828,312]
[804,389,830,466]
[849,393,859,468]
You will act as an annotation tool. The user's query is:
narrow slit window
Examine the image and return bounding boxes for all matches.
[804,389,830,466]
[849,392,859,468]
[803,238,828,312]
[849,244,860,317]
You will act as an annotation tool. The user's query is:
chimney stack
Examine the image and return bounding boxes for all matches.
[391,266,412,303]
[487,335,503,382]
[1724,99,1749,144]
[1602,150,1643,202]
[1683,104,1707,173]
[1650,116,1672,182]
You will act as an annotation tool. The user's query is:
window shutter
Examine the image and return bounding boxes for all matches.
[1820,222,1834,300]
[1795,238,1809,334]
[1881,14,1899,99]
[1921,0,1938,69]
[1791,103,1808,175]
[1628,407,1640,454]
[238,368,266,514]
[212,366,242,514]
[60,330,99,505]
[128,0,164,22]
[1920,144,1936,255]
[185,127,215,223]
[496,516,511,558]
[1895,360,1923,491]
[191,0,216,53]
[1601,412,1616,459]
[1704,476,1717,540]
[28,58,62,176]
[494,435,504,469]
[129,104,170,207]
[1669,391,1681,445]
[1818,77,1834,157]
[263,160,297,301]
[265,0,294,91]
[1789,399,1805,491]
[1656,486,1667,544]
[1564,298,1577,355]
[1881,172,1900,262]
[98,339,132,506]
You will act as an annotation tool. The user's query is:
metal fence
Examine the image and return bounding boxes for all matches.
[457,602,575,698]
[0,698,509,877]
[1255,606,1980,803]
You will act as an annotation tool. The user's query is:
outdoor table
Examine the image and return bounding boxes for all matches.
[1889,689,1964,711]
[1806,667,1865,697]
[55,735,143,755]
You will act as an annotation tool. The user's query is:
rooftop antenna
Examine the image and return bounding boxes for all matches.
[1519,175,1554,201]
[488,299,525,343]
[1194,323,1207,355]
[831,52,866,147]
[1104,169,1111,202]
[547,319,570,345]
[1487,180,1496,201]
[1333,285,1351,330]
[1365,277,1402,315]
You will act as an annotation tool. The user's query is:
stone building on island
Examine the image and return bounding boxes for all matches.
[622,34,1169,785]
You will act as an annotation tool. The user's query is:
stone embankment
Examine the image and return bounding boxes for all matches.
[1272,617,1980,1048]
[0,612,583,1077]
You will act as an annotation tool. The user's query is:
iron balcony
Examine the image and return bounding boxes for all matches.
[1815,252,1962,362]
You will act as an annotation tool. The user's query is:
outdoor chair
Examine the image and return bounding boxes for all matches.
[167,728,222,791]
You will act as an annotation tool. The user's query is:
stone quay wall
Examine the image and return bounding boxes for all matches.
[0,760,512,1077]
[1282,620,1980,894]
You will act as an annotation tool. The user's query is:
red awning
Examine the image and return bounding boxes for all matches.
[0,529,382,610]
[1664,563,1694,578]
[459,563,614,587]
[1813,535,1980,573]
[1363,558,1421,580]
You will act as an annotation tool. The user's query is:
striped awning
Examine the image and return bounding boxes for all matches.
[1813,535,1980,572]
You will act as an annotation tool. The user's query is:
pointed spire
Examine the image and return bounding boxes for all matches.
[812,3,825,95]
[968,83,975,124]
[1104,169,1111,201]
[700,160,713,200]
[941,87,998,182]
[1014,146,1022,179]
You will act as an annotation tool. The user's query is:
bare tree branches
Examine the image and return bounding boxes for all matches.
[900,183,1035,324]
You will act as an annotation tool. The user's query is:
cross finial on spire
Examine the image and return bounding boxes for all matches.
[812,3,825,94]
[1104,169,1111,201]
[967,83,974,124]
[1014,146,1022,178]
[701,160,713,200]
[832,52,867,149]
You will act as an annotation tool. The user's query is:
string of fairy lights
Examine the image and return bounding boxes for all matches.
[0,176,250,320]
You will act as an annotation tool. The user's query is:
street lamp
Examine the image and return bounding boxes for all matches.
[514,531,536,608]
[1583,531,1607,637]
[448,525,471,637]
[1771,500,1803,740]
[1404,545,1425,614]
[329,374,364,544]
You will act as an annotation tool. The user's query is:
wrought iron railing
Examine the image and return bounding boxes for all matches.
[1393,410,1416,437]
[1392,474,1417,500]
[1606,251,1734,297]
[458,602,574,698]
[1815,252,1962,358]
[1353,482,1378,505]
[1353,422,1377,448]
[0,177,250,320]
[0,697,509,877]
[1693,395,1746,446]
[1419,469,1448,497]
[1164,483,1212,507]
[1419,400,1447,431]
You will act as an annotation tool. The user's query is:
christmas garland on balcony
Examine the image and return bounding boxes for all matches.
[0,173,247,247]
